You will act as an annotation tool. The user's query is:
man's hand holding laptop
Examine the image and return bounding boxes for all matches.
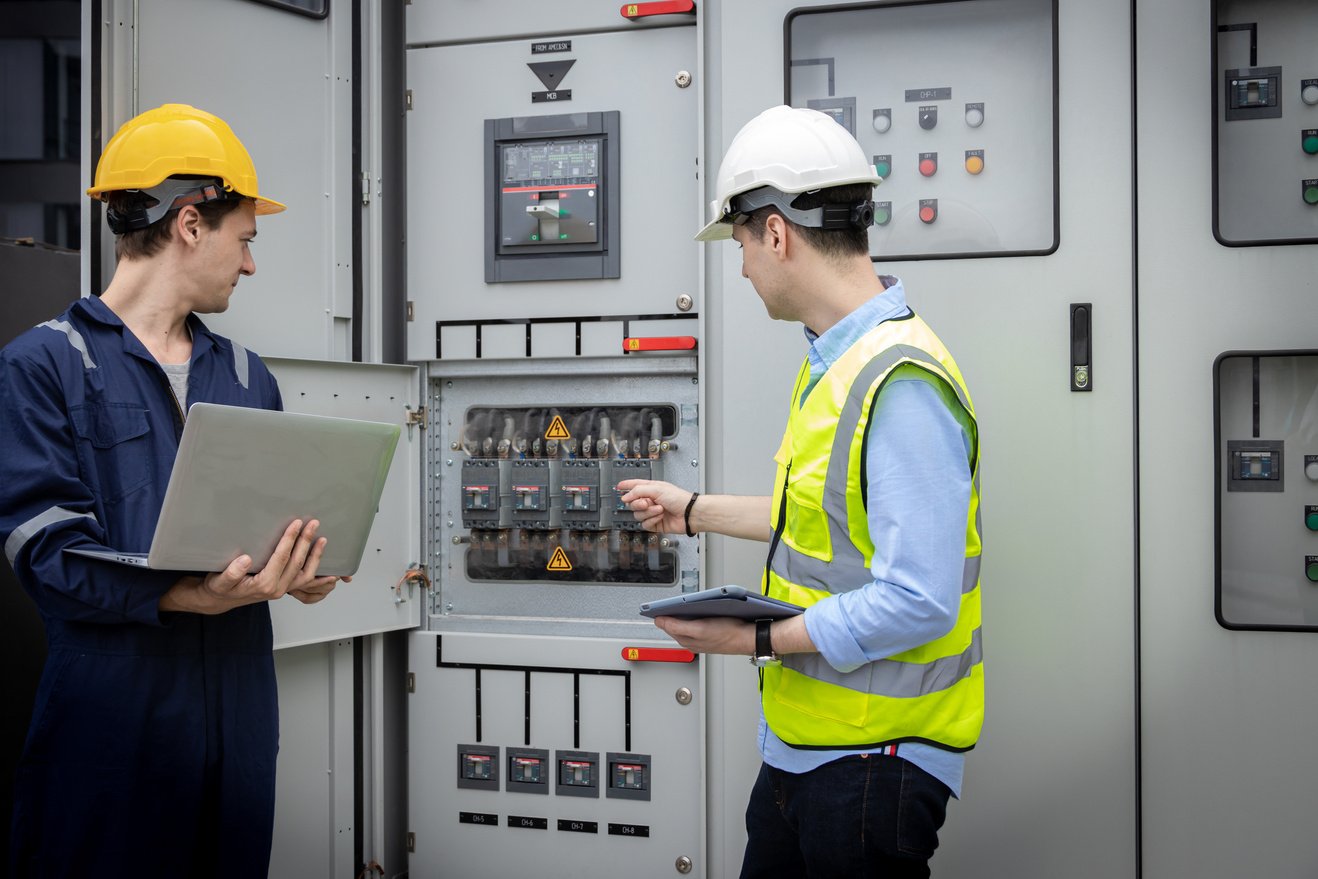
[158,518,350,614]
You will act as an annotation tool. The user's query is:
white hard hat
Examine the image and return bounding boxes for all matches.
[695,105,882,242]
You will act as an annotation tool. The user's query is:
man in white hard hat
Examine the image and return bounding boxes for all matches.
[620,105,982,877]
[0,104,341,878]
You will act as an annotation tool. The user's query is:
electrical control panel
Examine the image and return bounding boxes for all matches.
[786,0,1058,259]
[1215,351,1318,629]
[429,367,700,635]
[1214,0,1318,244]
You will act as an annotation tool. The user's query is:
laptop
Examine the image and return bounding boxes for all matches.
[65,402,401,577]
[640,585,804,620]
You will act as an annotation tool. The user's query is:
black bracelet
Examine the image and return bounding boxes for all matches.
[683,491,700,537]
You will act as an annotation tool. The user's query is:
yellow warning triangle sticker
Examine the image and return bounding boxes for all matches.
[547,546,573,571]
[545,416,571,440]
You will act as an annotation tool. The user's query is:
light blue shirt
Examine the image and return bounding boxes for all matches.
[758,277,975,797]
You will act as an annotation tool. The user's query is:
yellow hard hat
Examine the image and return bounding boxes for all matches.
[87,103,285,215]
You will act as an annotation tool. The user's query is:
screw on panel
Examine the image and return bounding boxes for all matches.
[675,70,692,88]
[675,687,692,705]
[676,293,693,311]
[676,855,693,874]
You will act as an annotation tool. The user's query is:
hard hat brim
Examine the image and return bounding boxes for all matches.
[255,195,286,216]
[694,217,735,242]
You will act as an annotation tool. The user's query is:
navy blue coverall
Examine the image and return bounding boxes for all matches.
[0,295,284,878]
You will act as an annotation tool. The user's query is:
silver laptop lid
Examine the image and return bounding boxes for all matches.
[148,402,400,577]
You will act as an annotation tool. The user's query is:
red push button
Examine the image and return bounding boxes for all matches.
[918,200,938,224]
[622,646,697,663]
[918,153,938,177]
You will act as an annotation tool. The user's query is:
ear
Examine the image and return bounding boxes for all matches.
[175,205,203,247]
[764,213,790,260]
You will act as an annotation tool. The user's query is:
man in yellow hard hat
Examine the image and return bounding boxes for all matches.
[0,104,341,878]
[621,106,983,877]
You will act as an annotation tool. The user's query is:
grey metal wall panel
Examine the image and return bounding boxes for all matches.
[99,0,354,360]
[404,24,698,359]
[270,640,355,879]
[1138,1,1318,875]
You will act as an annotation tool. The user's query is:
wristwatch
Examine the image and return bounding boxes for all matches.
[750,618,781,668]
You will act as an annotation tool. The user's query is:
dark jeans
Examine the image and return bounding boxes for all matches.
[740,755,952,879]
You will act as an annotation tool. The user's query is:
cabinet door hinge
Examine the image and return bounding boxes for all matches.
[406,672,416,693]
[405,406,427,429]
[405,89,413,111]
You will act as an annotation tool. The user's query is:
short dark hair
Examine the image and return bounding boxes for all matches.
[741,183,874,260]
[105,182,246,261]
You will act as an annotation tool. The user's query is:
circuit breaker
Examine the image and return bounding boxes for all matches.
[786,0,1058,259]
[485,112,621,282]
[455,403,675,585]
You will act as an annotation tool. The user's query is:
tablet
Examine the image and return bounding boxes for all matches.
[639,585,804,620]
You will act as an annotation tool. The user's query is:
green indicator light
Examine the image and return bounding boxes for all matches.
[1305,186,1318,206]
[531,234,540,241]
[1305,135,1318,155]
[1307,561,1318,582]
[876,161,892,178]
[559,233,569,239]
[1307,511,1318,531]
[874,207,891,226]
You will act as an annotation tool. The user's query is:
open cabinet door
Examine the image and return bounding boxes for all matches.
[266,358,422,647]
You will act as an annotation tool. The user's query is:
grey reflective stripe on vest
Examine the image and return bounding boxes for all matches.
[39,319,96,369]
[962,554,981,595]
[231,341,250,389]
[769,341,979,594]
[5,506,98,565]
[783,626,983,699]
[828,344,971,569]
[770,540,869,592]
[771,539,980,597]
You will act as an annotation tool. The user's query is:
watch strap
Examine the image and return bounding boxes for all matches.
[755,618,775,660]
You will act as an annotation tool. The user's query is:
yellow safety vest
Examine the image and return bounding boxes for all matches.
[763,310,983,751]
